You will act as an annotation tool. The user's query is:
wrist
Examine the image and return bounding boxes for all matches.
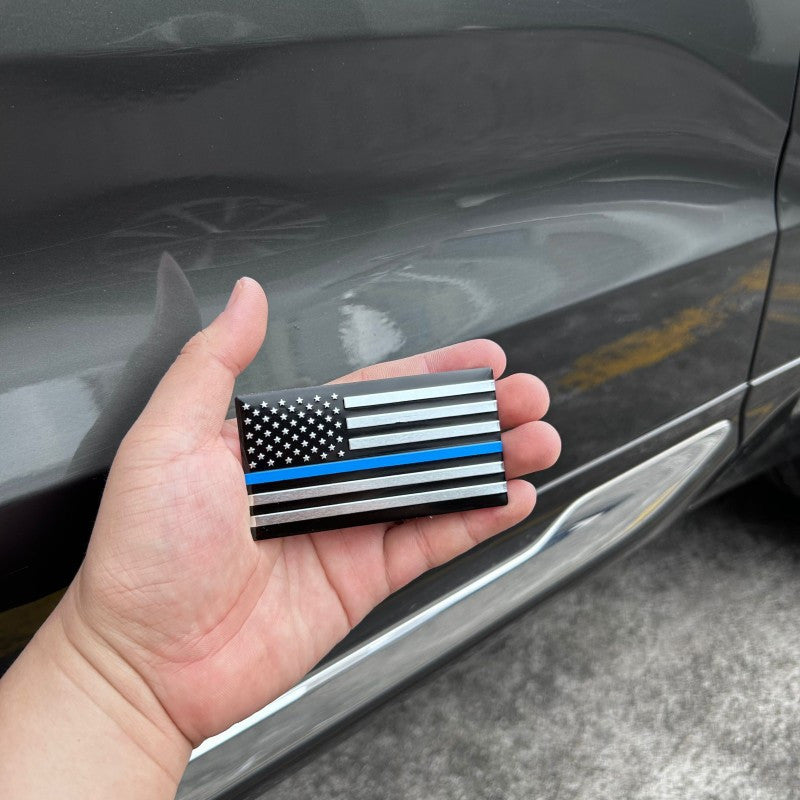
[53,585,194,777]
[0,586,192,799]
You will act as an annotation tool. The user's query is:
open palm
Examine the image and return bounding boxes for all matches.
[68,278,560,746]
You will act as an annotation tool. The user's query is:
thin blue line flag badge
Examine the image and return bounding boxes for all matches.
[235,368,507,539]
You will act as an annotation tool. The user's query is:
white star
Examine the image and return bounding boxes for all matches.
[338,450,345,457]
[244,417,251,425]
[280,413,287,421]
[246,432,253,439]
[271,407,278,414]
[282,427,289,435]
[321,453,328,459]
[329,444,335,451]
[266,444,273,451]
[249,461,256,468]
[314,394,321,401]
[298,411,306,419]
[279,399,286,406]
[268,459,275,466]
[273,421,280,429]
[261,401,268,408]
[288,405,295,412]
[318,423,325,430]
[275,437,281,444]
[306,403,313,410]
[303,455,310,461]
[258,453,264,460]
[331,393,338,400]
[290,419,297,427]
[325,415,332,422]
[335,421,342,428]
[254,424,261,431]
[256,438,263,445]
[242,403,250,410]
[319,439,326,447]
[323,401,330,408]
[336,436,343,442]
[253,408,260,416]
[311,446,318,453]
[292,434,299,441]
[315,409,323,416]
[333,407,340,414]
[248,446,255,453]
[301,439,308,447]
[294,448,300,455]
[276,451,283,458]
[310,432,317,439]
[286,457,293,464]
[296,397,303,404]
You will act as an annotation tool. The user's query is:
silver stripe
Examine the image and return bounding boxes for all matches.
[347,399,498,430]
[344,380,495,409]
[349,420,500,450]
[750,354,800,386]
[249,461,505,506]
[251,481,507,526]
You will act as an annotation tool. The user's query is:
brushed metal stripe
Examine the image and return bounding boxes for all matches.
[346,399,498,430]
[251,481,507,526]
[249,461,505,506]
[344,380,495,409]
[349,420,500,450]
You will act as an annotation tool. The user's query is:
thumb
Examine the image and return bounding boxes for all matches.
[134,277,268,446]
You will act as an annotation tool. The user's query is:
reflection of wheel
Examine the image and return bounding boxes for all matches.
[99,195,328,272]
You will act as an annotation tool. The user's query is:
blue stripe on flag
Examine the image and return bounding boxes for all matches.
[244,441,503,486]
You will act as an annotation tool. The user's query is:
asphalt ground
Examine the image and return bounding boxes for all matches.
[263,477,800,800]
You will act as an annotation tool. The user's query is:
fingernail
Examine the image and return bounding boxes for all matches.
[225,277,249,311]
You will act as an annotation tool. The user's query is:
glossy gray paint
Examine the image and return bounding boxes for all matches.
[1,0,799,762]
[0,0,796,116]
[754,66,800,368]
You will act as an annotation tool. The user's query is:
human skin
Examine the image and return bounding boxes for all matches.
[0,278,560,799]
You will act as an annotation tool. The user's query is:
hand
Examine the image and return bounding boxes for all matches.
[1,279,559,797]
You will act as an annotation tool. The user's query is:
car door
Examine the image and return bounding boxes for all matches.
[0,2,798,795]
[740,75,800,453]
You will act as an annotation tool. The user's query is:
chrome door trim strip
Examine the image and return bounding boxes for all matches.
[750,355,800,386]
[537,383,745,495]
[181,420,733,799]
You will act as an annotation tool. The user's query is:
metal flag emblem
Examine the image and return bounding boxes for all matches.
[235,368,507,539]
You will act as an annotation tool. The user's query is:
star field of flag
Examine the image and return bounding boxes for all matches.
[240,391,348,470]
[235,368,507,539]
